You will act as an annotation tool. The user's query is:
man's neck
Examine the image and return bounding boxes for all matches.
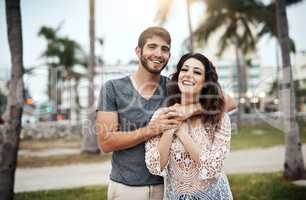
[133,66,161,84]
[130,66,161,98]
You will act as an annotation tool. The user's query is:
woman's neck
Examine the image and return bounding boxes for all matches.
[180,94,199,105]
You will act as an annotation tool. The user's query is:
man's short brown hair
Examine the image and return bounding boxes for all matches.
[137,26,171,49]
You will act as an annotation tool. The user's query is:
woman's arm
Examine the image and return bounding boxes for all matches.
[145,108,178,176]
[145,130,176,175]
[157,129,176,169]
[176,115,231,179]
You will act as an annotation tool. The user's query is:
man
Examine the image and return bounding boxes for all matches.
[96,27,236,200]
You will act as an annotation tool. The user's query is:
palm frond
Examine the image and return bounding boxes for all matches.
[289,38,296,53]
[155,0,174,25]
[193,12,227,47]
[286,0,304,6]
[239,17,257,53]
[216,23,237,56]
[155,0,202,25]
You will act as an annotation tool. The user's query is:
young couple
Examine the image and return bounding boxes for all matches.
[96,27,236,200]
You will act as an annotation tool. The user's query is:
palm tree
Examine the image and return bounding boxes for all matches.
[39,26,86,121]
[156,0,262,127]
[156,0,199,52]
[0,0,24,198]
[193,0,260,128]
[38,26,63,111]
[81,0,100,154]
[274,0,306,180]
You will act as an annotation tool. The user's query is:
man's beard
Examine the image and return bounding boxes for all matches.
[140,53,168,74]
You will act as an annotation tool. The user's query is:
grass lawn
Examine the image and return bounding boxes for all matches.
[17,153,112,168]
[19,138,81,151]
[15,172,306,200]
[231,121,306,150]
[230,172,306,200]
[15,185,108,200]
[18,137,111,168]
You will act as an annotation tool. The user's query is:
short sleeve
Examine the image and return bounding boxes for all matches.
[96,80,117,111]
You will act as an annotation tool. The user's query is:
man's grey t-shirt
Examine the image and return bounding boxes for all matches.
[97,75,168,186]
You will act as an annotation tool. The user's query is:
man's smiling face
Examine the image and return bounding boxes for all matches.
[137,36,171,74]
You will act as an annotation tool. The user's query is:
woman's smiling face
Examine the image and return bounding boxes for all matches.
[178,57,206,97]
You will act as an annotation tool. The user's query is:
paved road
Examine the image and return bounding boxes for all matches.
[15,145,306,192]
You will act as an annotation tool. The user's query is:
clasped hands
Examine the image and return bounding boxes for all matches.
[148,104,193,136]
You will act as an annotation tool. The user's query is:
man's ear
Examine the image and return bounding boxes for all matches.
[135,46,141,58]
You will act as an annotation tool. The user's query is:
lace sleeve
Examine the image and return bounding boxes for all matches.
[199,114,231,179]
[145,108,170,177]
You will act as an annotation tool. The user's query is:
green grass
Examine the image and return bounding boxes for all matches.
[230,172,306,200]
[231,121,306,150]
[19,138,81,151]
[15,185,107,200]
[15,172,306,200]
[18,138,111,168]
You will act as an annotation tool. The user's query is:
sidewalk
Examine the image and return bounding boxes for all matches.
[15,145,306,192]
[19,148,80,157]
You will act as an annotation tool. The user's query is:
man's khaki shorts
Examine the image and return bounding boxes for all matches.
[107,180,164,200]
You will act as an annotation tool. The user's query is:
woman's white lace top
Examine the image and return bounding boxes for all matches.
[145,108,232,199]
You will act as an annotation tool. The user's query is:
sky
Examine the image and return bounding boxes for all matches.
[1,0,306,102]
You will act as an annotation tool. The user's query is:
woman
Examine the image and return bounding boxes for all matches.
[145,53,233,200]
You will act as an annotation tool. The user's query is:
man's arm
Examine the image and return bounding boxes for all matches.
[224,94,237,112]
[96,110,180,153]
[168,93,237,121]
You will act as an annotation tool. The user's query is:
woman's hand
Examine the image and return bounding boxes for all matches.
[174,122,201,163]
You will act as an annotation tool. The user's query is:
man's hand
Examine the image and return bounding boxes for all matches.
[167,103,202,121]
[148,108,182,136]
[225,94,237,112]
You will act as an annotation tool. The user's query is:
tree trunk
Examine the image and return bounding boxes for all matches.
[275,40,281,111]
[235,45,247,129]
[81,0,100,154]
[275,0,306,180]
[186,0,194,52]
[0,0,24,199]
[48,64,58,120]
[74,78,81,122]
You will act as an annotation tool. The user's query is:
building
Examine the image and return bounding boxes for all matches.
[293,50,306,111]
[60,64,138,121]
[216,61,262,98]
[0,66,10,81]
[293,50,306,81]
[0,67,9,123]
[0,66,10,95]
[216,60,274,112]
